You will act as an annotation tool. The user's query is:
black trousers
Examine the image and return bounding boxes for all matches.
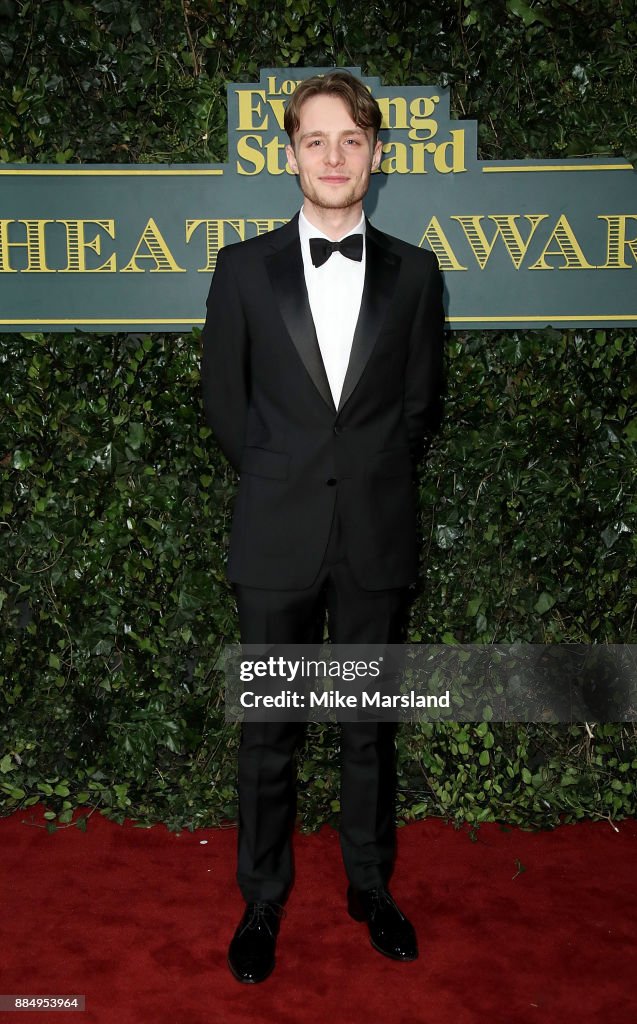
[233,498,408,903]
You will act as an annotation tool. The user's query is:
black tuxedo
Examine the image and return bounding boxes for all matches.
[201,212,444,903]
[201,213,444,591]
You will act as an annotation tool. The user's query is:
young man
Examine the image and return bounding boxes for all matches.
[201,70,444,983]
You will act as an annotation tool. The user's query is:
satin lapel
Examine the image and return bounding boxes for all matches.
[338,225,401,412]
[266,229,335,413]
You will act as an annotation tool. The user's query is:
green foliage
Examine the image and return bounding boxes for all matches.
[1,0,634,164]
[1,331,241,829]
[1,0,636,831]
[413,329,637,645]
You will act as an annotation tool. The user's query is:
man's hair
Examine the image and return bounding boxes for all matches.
[284,70,383,145]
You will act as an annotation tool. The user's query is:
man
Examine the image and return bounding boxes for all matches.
[201,70,444,983]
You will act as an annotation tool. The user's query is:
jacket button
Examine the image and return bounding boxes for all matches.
[326,478,337,486]
[333,425,342,435]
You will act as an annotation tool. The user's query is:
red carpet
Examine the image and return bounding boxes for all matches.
[1,807,636,1024]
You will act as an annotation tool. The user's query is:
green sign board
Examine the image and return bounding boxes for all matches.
[1,67,635,332]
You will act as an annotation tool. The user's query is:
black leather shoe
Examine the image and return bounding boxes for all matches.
[347,886,418,961]
[227,901,285,983]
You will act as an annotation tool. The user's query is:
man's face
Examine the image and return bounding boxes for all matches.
[285,94,382,213]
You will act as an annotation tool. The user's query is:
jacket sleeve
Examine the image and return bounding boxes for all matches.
[403,255,445,464]
[200,247,249,473]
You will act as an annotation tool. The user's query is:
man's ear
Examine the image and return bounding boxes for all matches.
[371,137,382,172]
[285,143,299,174]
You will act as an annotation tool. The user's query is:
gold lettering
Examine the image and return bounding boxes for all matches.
[236,89,267,131]
[599,215,637,268]
[377,96,409,131]
[376,94,439,138]
[408,96,439,140]
[0,219,54,272]
[528,214,595,270]
[265,136,287,174]
[267,98,286,130]
[58,219,116,272]
[410,144,427,175]
[432,131,466,173]
[185,220,246,272]
[237,135,266,175]
[451,214,549,269]
[378,133,464,174]
[120,217,185,273]
[266,77,297,96]
[419,216,467,271]
[380,142,410,175]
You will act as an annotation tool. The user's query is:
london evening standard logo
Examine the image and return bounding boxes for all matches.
[0,65,635,331]
[232,71,465,177]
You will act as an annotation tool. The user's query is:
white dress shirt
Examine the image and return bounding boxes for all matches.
[298,207,366,408]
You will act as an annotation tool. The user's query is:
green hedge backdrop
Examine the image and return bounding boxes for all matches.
[1,0,636,833]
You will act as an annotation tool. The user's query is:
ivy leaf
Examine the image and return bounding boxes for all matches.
[534,592,556,615]
[601,522,630,550]
[507,0,552,27]
[126,422,145,450]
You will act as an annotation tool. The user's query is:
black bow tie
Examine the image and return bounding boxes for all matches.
[309,234,364,268]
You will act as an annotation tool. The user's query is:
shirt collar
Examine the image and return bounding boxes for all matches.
[299,207,366,245]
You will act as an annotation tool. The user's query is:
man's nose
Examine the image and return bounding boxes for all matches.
[324,142,344,166]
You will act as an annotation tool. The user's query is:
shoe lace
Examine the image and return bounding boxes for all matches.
[240,901,286,936]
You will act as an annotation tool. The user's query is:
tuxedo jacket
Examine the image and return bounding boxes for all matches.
[200,213,444,591]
